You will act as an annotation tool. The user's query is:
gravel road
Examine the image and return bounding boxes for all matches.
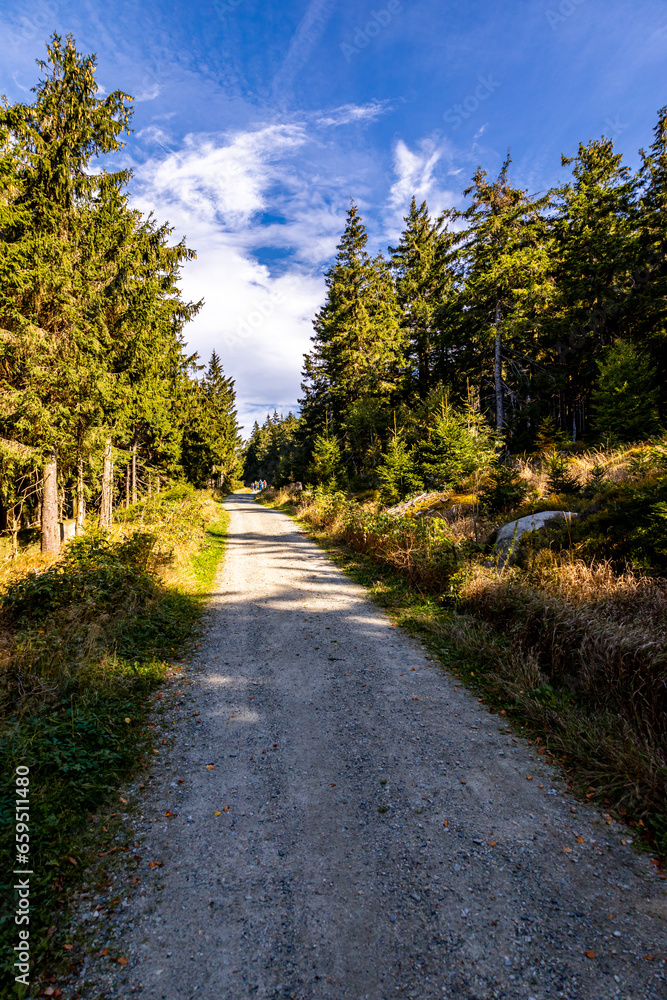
[74,493,666,1000]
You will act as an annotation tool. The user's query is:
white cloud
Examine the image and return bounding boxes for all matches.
[135,125,308,231]
[316,101,389,128]
[129,125,333,433]
[127,121,466,433]
[170,221,324,433]
[385,138,458,237]
[135,125,173,151]
[134,75,161,102]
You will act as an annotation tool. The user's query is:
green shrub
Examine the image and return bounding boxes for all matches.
[544,452,583,496]
[479,464,529,513]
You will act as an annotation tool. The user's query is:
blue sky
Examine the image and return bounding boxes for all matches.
[2,0,666,432]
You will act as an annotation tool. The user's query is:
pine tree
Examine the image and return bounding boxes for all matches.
[547,137,639,435]
[479,464,529,514]
[633,108,667,415]
[181,352,241,487]
[544,453,582,496]
[307,432,343,488]
[377,431,423,505]
[414,393,497,492]
[0,34,132,548]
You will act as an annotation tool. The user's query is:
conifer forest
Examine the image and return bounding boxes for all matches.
[0,37,241,554]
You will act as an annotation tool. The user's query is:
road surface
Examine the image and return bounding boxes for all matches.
[74,493,666,999]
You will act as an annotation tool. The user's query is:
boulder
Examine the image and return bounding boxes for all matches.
[494,510,577,564]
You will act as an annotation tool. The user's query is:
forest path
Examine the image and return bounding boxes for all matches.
[88,494,665,1000]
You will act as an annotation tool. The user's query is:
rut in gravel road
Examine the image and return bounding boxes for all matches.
[88,493,666,1000]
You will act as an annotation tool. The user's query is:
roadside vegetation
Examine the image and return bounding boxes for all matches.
[0,486,227,993]
[258,439,667,860]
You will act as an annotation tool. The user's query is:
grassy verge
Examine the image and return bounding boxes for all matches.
[0,487,228,995]
[259,488,667,865]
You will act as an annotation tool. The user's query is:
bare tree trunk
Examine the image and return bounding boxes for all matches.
[148,470,152,499]
[131,443,137,505]
[75,449,85,535]
[99,439,113,528]
[494,295,504,433]
[125,464,130,509]
[41,450,60,553]
[11,508,19,556]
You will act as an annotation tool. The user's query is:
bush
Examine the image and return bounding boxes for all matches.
[543,452,583,496]
[479,464,529,514]
[300,489,461,591]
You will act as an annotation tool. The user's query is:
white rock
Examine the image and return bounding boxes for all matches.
[495,511,577,563]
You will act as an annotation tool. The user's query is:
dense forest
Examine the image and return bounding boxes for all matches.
[245,118,666,493]
[0,36,241,553]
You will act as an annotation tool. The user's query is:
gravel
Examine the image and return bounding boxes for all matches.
[67,493,666,999]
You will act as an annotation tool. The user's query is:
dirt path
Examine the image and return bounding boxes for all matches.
[78,494,665,1000]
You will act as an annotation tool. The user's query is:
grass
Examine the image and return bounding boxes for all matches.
[0,487,228,996]
[259,474,667,863]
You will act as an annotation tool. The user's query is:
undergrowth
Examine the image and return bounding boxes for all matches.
[0,486,228,995]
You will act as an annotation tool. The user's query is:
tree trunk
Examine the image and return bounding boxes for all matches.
[131,443,138,505]
[99,439,113,528]
[11,508,19,556]
[125,464,130,509]
[75,449,85,535]
[41,450,60,553]
[494,296,504,432]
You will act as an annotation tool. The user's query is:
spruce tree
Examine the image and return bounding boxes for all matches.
[307,432,343,488]
[181,352,241,487]
[301,202,406,449]
[547,137,639,434]
[634,108,667,415]
[414,394,497,492]
[377,431,423,505]
[390,198,452,401]
[0,34,132,547]
[459,155,552,436]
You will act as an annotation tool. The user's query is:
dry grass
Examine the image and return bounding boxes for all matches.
[513,440,667,495]
[459,557,667,747]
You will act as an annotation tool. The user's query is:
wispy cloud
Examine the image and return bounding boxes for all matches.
[134,125,308,230]
[386,137,458,231]
[316,101,390,128]
[272,0,337,100]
